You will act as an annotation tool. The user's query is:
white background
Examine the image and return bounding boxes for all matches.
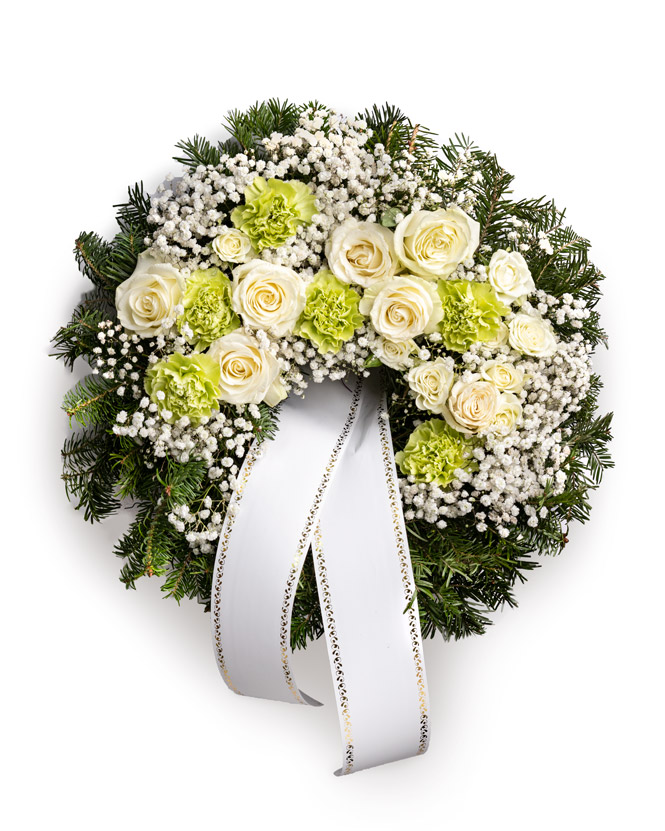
[2,2,663,828]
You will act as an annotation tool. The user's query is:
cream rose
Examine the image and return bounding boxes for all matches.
[115,252,184,338]
[212,227,255,264]
[326,219,400,287]
[231,260,305,336]
[208,330,286,407]
[359,275,443,341]
[480,360,525,393]
[508,314,557,357]
[394,207,480,279]
[372,337,417,370]
[443,378,500,435]
[488,250,535,303]
[491,392,523,436]
[407,359,455,414]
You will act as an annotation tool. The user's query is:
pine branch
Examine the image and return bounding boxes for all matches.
[224,99,301,154]
[567,411,614,485]
[111,438,151,500]
[51,295,109,369]
[63,375,123,428]
[114,182,151,236]
[407,519,538,639]
[472,151,516,250]
[74,232,115,294]
[104,226,146,286]
[115,457,208,589]
[174,135,222,170]
[116,502,174,585]
[291,551,323,649]
[361,103,438,170]
[248,401,279,444]
[61,428,121,522]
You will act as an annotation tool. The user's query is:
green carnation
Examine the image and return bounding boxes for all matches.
[296,270,364,354]
[181,268,239,350]
[145,352,220,425]
[231,177,317,251]
[437,280,509,352]
[395,419,475,487]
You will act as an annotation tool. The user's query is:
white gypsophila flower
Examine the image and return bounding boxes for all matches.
[115,252,184,338]
[208,329,286,407]
[487,249,535,303]
[443,378,500,435]
[231,260,306,336]
[371,336,417,370]
[393,206,480,279]
[211,227,255,263]
[359,275,443,341]
[325,218,400,287]
[407,358,455,414]
[508,313,558,357]
[480,359,525,393]
[491,392,523,436]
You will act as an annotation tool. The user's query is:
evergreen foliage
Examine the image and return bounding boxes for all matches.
[61,428,122,522]
[174,134,222,170]
[362,103,439,173]
[51,290,111,369]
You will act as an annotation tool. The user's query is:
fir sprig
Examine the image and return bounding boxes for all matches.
[51,292,111,369]
[362,103,438,167]
[224,99,301,154]
[115,458,208,592]
[61,429,121,522]
[74,231,116,295]
[63,375,124,428]
[174,134,222,170]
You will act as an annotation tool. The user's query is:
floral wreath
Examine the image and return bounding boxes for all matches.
[54,102,612,771]
[55,100,613,638]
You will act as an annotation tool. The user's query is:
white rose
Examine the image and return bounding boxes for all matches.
[359,275,443,342]
[208,330,286,407]
[326,219,400,287]
[394,207,480,279]
[508,313,557,357]
[231,260,305,336]
[491,392,523,436]
[115,252,184,338]
[212,228,255,264]
[407,359,455,414]
[443,378,500,435]
[487,250,535,303]
[371,337,417,370]
[480,360,525,393]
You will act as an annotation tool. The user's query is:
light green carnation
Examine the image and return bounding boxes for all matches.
[296,270,364,354]
[437,280,509,352]
[181,268,239,350]
[395,419,475,487]
[144,352,221,425]
[231,177,317,251]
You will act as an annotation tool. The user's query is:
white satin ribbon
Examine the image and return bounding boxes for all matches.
[211,374,429,774]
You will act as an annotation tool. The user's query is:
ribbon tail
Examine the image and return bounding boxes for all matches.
[211,377,363,704]
[314,376,429,774]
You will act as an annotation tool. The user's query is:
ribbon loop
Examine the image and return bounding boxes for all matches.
[211,374,429,774]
